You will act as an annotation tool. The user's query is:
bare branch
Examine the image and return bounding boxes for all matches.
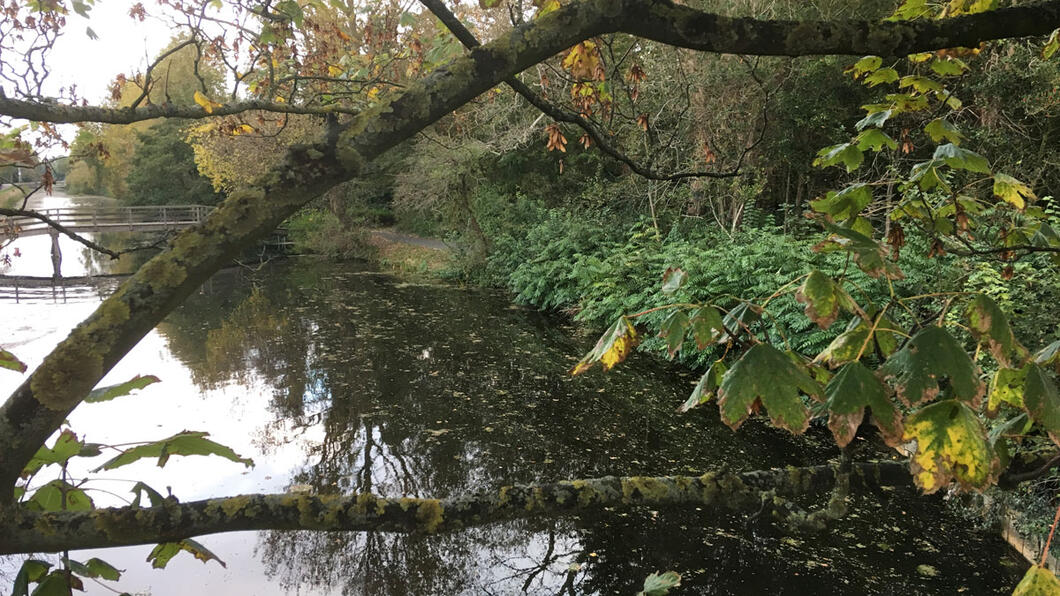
[0,208,121,259]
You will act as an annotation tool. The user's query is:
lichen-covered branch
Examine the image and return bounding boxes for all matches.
[0,461,910,554]
[2,1,1059,126]
[2,0,1059,501]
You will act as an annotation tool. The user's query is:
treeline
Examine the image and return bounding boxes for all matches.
[64,40,222,206]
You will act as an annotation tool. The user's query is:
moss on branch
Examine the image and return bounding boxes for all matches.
[0,461,910,554]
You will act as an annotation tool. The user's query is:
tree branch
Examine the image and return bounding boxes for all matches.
[0,461,910,554]
[1,0,1058,125]
[2,0,1059,501]
[0,208,121,259]
[421,0,740,180]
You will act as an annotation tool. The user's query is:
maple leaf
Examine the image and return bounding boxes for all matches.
[993,173,1036,210]
[658,309,689,359]
[1023,363,1060,446]
[1012,566,1060,596]
[879,325,984,407]
[678,361,726,413]
[824,361,903,447]
[795,270,855,329]
[904,400,999,493]
[572,317,639,375]
[964,294,1026,367]
[717,344,822,433]
[660,267,687,294]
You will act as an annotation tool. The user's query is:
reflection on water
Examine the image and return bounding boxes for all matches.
[1,250,1028,593]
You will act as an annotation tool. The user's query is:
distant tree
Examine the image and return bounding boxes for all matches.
[126,119,220,206]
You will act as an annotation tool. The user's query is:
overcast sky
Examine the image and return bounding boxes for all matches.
[50,1,176,103]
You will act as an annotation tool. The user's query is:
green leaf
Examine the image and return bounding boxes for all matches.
[813,143,864,172]
[85,374,160,403]
[850,55,882,76]
[1035,340,1060,373]
[930,58,968,77]
[69,558,122,581]
[909,158,950,192]
[638,571,682,596]
[95,431,254,471]
[717,344,821,433]
[1,348,28,373]
[965,294,1026,366]
[885,92,930,112]
[714,302,761,345]
[795,270,851,329]
[864,68,899,87]
[572,317,639,375]
[903,400,998,493]
[933,143,991,173]
[478,0,503,6]
[824,362,903,447]
[988,367,1028,414]
[924,119,963,144]
[148,539,227,569]
[856,129,898,152]
[28,479,95,511]
[1044,29,1060,60]
[658,309,689,359]
[678,361,726,413]
[13,560,51,596]
[855,109,891,131]
[879,326,984,406]
[889,0,932,21]
[815,222,904,280]
[31,572,79,596]
[1024,364,1060,446]
[23,429,84,476]
[899,75,943,94]
[810,184,872,221]
[689,307,725,349]
[1013,565,1060,596]
[993,173,1035,210]
[130,481,167,507]
[660,267,686,295]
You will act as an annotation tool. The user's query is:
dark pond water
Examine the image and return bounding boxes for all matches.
[0,232,1030,594]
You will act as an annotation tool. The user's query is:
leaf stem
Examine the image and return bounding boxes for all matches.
[1041,501,1060,567]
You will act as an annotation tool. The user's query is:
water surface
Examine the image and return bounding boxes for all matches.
[0,212,1029,595]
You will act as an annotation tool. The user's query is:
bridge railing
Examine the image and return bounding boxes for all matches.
[3,205,213,236]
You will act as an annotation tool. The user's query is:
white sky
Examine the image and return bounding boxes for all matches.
[49,2,177,103]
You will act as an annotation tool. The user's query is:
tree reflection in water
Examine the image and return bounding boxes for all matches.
[154,261,1023,595]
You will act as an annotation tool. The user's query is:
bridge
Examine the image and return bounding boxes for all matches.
[1,204,291,280]
[5,204,213,237]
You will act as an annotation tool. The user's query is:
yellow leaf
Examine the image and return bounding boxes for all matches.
[572,318,638,375]
[903,400,998,493]
[273,96,286,103]
[193,90,221,114]
[367,87,381,99]
[994,173,1035,210]
[1013,566,1060,596]
[328,65,343,77]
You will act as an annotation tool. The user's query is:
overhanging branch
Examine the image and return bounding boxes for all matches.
[2,0,1058,125]
[0,461,910,554]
